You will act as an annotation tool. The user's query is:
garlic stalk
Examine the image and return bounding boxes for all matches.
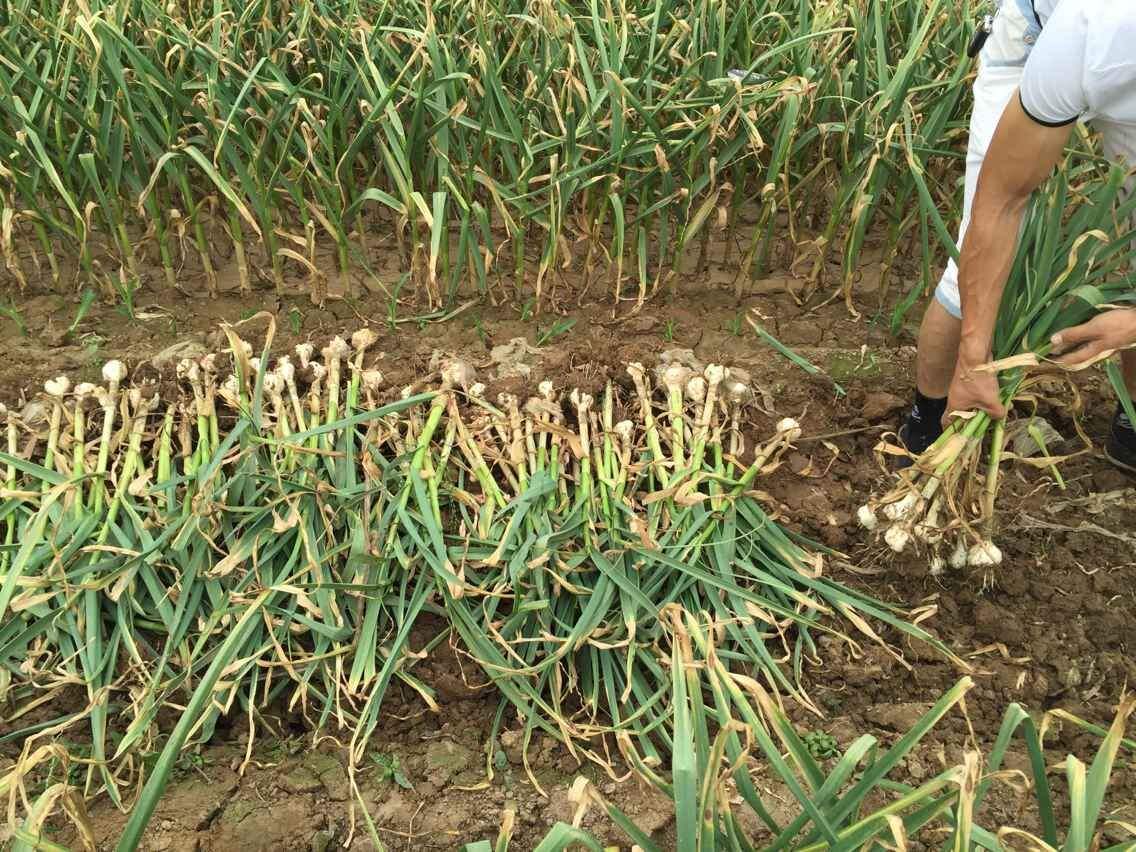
[43,376,71,486]
[71,382,95,509]
[661,363,691,473]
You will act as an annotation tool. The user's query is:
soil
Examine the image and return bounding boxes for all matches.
[48,629,681,852]
[3,240,1136,851]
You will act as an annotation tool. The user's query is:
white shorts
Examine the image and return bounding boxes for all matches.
[934,0,1136,318]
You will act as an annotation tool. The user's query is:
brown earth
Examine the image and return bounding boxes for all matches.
[3,241,1135,850]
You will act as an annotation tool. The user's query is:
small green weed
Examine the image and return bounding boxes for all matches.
[371,752,413,790]
[81,334,104,365]
[472,315,489,347]
[114,274,140,320]
[536,317,576,346]
[67,288,98,338]
[803,730,839,760]
[662,318,677,342]
[265,736,307,762]
[174,750,212,779]
[0,300,28,336]
[726,311,743,337]
[387,271,411,331]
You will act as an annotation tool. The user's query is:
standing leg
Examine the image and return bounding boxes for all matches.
[916,299,962,398]
[896,4,1032,458]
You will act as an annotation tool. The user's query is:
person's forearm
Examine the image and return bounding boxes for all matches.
[957,191,1030,363]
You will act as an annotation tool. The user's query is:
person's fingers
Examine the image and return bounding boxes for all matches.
[985,397,1008,420]
[941,396,959,429]
[1050,322,1096,354]
[942,389,1007,426]
[1052,340,1103,366]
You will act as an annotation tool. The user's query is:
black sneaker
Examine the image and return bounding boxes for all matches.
[895,411,944,470]
[1104,406,1136,475]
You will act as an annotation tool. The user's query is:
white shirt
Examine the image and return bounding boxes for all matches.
[1019,0,1136,127]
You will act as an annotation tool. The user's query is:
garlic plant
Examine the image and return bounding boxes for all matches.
[860,158,1136,578]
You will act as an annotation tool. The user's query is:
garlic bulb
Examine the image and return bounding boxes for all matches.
[685,375,707,403]
[361,370,384,393]
[857,504,879,531]
[884,525,910,553]
[295,343,315,368]
[351,328,378,352]
[662,363,692,392]
[703,364,726,386]
[569,389,594,413]
[323,336,350,359]
[883,492,918,521]
[101,360,127,386]
[44,376,71,398]
[775,417,802,441]
[949,539,968,570]
[967,540,1003,568]
[276,356,295,385]
[440,358,476,390]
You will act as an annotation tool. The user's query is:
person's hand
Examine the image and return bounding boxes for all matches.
[1050,309,1136,368]
[943,350,1007,428]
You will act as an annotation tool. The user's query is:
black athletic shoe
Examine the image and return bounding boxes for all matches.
[895,413,943,470]
[1104,406,1136,476]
